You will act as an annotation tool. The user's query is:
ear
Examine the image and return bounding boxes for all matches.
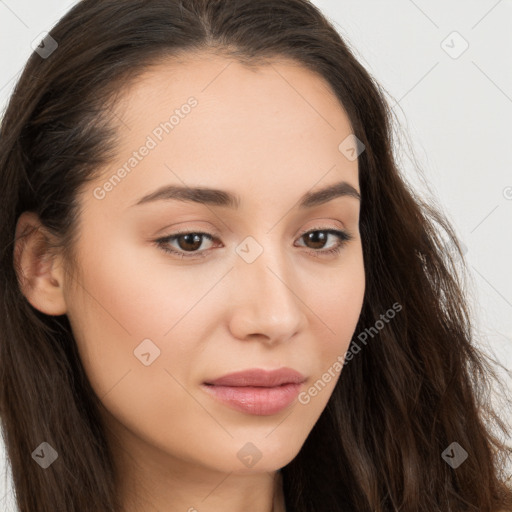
[13,211,68,316]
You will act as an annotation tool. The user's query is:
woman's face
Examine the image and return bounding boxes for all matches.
[57,53,365,477]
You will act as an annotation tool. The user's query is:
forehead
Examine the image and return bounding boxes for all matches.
[114,52,352,135]
[87,52,359,211]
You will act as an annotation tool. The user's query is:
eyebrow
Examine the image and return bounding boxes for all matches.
[132,180,360,209]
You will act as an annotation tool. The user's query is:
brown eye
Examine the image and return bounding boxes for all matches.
[155,231,216,259]
[155,228,353,260]
[296,229,353,257]
[174,233,206,252]
[302,230,330,250]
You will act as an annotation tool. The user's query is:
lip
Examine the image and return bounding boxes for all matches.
[204,367,306,387]
[201,368,306,416]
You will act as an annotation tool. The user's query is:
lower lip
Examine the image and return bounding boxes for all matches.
[201,382,302,415]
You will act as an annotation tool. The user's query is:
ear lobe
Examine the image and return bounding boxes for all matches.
[13,211,68,316]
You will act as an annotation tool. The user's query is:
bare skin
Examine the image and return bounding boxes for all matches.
[14,53,365,512]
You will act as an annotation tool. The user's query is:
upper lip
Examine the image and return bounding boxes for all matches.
[203,368,306,387]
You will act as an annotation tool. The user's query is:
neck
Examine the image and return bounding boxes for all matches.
[272,470,286,512]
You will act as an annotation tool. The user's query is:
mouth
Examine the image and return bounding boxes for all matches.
[201,367,306,416]
[201,382,303,416]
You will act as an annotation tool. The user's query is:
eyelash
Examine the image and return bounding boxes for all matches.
[154,226,354,260]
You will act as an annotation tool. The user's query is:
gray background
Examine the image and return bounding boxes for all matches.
[1,0,511,508]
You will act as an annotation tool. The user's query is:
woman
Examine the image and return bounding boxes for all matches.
[0,0,510,511]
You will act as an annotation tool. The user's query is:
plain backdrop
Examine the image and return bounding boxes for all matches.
[1,0,511,509]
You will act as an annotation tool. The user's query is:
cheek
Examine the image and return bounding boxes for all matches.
[64,231,212,402]
[288,246,365,415]
[65,237,217,461]
[310,246,365,356]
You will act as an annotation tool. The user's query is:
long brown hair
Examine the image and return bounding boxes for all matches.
[1,1,511,510]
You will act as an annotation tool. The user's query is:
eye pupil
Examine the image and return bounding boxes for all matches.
[305,231,327,249]
[179,233,203,251]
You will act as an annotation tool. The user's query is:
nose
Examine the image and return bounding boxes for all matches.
[227,245,307,345]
